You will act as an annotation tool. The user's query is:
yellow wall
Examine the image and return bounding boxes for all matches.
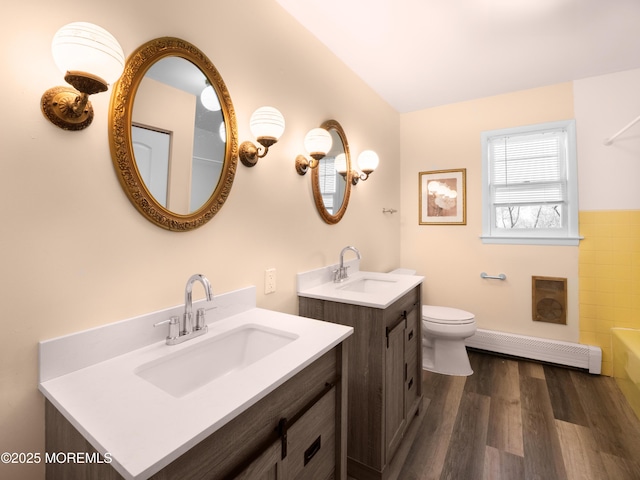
[573,69,640,376]
[579,210,640,375]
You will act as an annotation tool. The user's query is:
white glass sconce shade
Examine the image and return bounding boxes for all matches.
[200,85,221,111]
[239,106,285,167]
[304,128,332,159]
[52,22,125,86]
[249,106,285,142]
[357,150,379,174]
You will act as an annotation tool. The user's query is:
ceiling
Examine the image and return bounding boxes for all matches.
[275,0,640,113]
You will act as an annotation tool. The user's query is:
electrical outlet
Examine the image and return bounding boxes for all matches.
[265,268,276,294]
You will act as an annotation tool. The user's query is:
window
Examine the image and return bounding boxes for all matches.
[319,156,337,213]
[481,120,580,245]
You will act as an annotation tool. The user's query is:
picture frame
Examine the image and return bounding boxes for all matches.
[419,169,466,225]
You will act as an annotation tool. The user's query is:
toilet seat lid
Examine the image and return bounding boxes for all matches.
[422,305,475,325]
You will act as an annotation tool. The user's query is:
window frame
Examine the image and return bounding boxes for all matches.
[481,119,581,246]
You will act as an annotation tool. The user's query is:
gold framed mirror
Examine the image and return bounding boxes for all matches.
[109,37,238,231]
[311,119,352,224]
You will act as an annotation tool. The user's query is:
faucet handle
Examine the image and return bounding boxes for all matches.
[195,308,207,331]
[333,265,350,282]
[341,266,350,281]
[154,316,180,341]
[332,268,341,283]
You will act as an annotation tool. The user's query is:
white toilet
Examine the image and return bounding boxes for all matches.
[422,305,476,376]
[388,268,477,376]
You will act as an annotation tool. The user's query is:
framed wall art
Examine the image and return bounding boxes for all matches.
[419,168,466,225]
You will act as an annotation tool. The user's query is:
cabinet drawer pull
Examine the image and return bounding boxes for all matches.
[277,418,288,460]
[275,381,336,461]
[304,435,322,466]
[386,311,408,347]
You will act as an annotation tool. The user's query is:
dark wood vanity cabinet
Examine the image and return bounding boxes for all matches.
[45,344,348,480]
[299,286,422,480]
[234,384,338,480]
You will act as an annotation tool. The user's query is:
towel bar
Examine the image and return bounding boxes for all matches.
[480,272,506,280]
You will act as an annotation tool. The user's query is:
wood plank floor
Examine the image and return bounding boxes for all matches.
[397,350,640,480]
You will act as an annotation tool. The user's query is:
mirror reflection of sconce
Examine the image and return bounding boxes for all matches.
[295,128,333,175]
[336,149,380,185]
[200,84,221,112]
[41,22,124,131]
[239,106,285,167]
[203,83,226,143]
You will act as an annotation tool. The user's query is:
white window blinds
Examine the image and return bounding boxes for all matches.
[488,128,567,206]
[319,157,336,194]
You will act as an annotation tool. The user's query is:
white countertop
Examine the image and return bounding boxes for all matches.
[297,268,424,308]
[39,290,352,480]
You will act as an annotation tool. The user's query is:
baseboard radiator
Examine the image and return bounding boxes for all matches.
[465,329,602,374]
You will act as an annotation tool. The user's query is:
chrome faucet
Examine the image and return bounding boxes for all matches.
[184,274,214,334]
[334,246,361,282]
[155,274,214,345]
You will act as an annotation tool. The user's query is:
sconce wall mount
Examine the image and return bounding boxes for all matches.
[294,153,322,175]
[41,86,94,131]
[239,137,278,167]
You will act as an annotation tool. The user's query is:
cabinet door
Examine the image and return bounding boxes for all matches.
[234,440,281,480]
[385,317,406,462]
[286,386,336,480]
[405,304,421,417]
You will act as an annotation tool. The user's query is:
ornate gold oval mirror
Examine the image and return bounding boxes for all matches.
[311,120,352,224]
[109,37,238,231]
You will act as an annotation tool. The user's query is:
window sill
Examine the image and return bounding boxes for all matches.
[480,235,584,246]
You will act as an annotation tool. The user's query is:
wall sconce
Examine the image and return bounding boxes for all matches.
[295,128,333,175]
[239,106,285,167]
[354,150,380,183]
[336,150,380,185]
[41,22,124,131]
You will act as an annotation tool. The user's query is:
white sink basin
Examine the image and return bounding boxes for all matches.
[337,277,398,294]
[298,269,424,308]
[135,324,298,397]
